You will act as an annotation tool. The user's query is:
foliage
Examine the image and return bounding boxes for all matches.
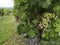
[0,9,4,16]
[13,0,60,40]
[4,9,10,15]
[0,8,11,17]
[17,23,38,38]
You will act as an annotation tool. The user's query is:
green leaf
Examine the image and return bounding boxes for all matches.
[42,32,46,38]
[41,0,51,8]
[55,18,60,32]
[28,29,36,38]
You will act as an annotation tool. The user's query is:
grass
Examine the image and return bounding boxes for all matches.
[0,15,18,44]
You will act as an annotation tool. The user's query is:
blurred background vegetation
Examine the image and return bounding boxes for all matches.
[0,0,60,45]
